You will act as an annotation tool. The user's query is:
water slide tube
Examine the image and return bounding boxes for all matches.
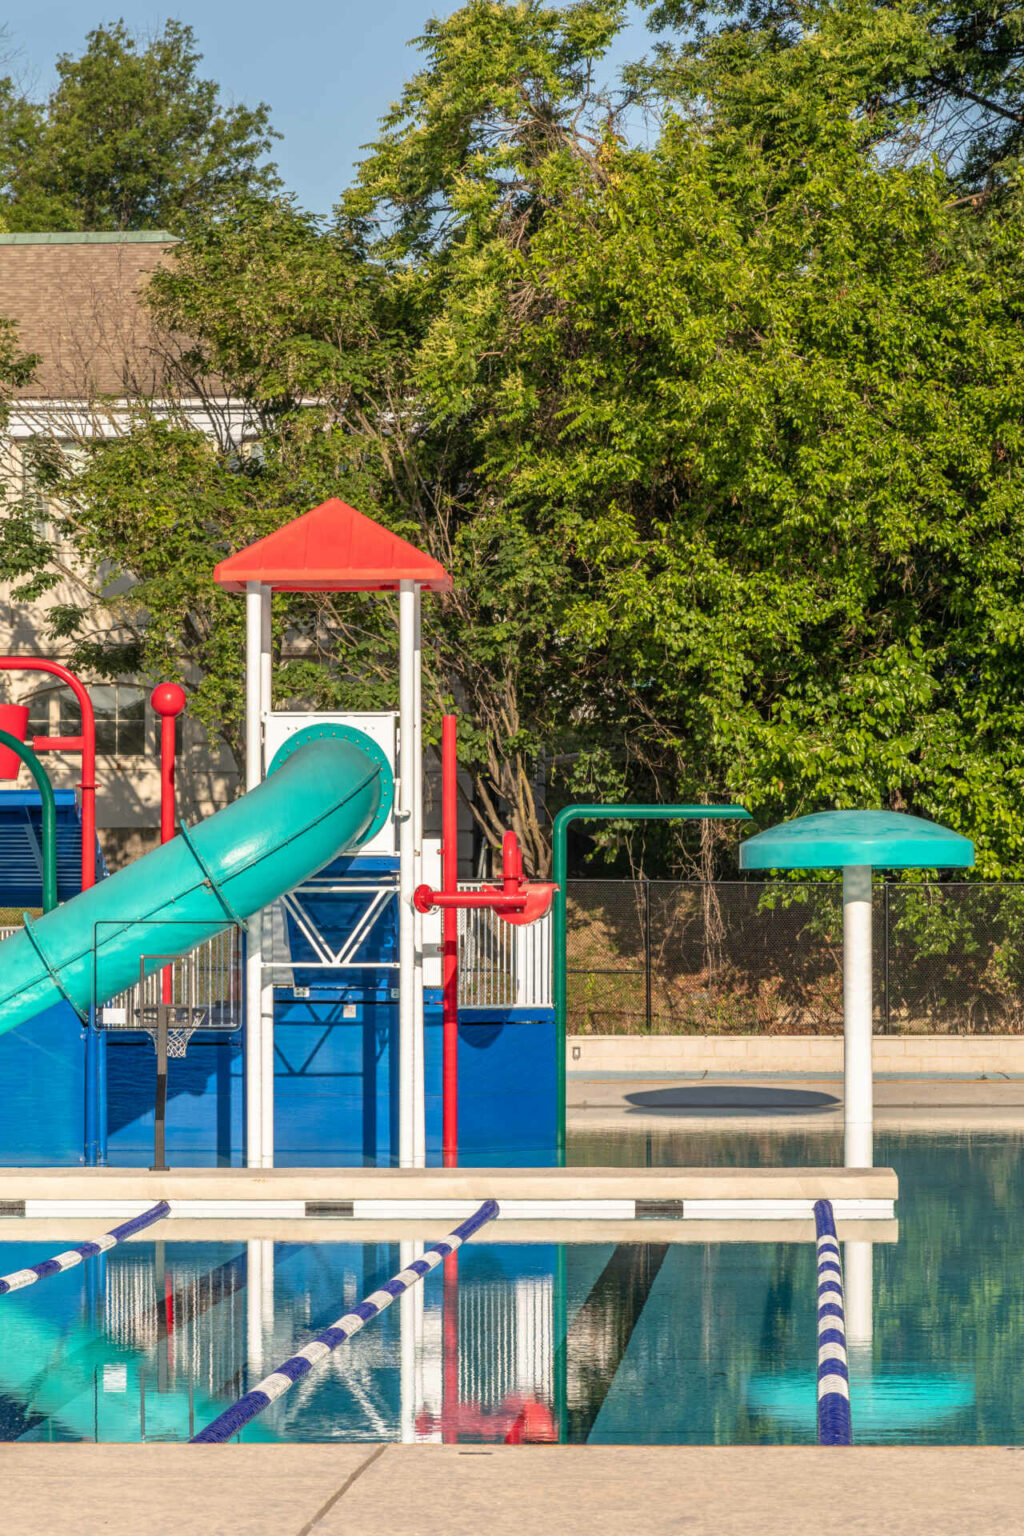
[0,731,393,1034]
[0,1273,275,1442]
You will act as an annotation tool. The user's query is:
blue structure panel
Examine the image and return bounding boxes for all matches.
[453,1009,558,1168]
[274,993,398,1166]
[105,1035,243,1167]
[0,1001,86,1165]
[98,1001,556,1168]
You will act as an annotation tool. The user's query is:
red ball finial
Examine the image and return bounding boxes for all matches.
[150,682,187,717]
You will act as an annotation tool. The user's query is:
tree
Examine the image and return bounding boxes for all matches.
[11,0,1024,883]
[639,0,1024,193]
[0,20,279,232]
[460,28,1024,875]
[346,0,1024,875]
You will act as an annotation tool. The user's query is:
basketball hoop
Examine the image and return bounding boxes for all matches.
[136,998,213,1169]
[93,925,243,1173]
[137,1004,208,1059]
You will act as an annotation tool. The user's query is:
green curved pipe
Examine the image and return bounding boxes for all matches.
[0,733,392,1033]
[0,727,58,913]
[551,802,752,1162]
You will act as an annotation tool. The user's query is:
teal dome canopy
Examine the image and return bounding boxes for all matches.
[739,810,974,871]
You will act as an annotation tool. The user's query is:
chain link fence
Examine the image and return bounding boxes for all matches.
[566,880,1024,1035]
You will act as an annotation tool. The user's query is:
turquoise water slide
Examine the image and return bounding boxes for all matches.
[0,731,393,1035]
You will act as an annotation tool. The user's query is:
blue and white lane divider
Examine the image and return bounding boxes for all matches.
[191,1198,500,1444]
[0,1200,170,1295]
[813,1198,852,1445]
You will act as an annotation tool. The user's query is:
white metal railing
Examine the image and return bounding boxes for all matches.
[457,888,551,1009]
[99,928,243,1032]
[3,896,552,1014]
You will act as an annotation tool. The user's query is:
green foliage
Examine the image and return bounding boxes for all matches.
[0,20,279,232]
[482,93,1024,873]
[639,0,1024,193]
[9,1,1024,881]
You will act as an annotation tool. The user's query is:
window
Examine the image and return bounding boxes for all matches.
[18,438,75,536]
[26,691,53,739]
[19,442,47,523]
[83,685,146,756]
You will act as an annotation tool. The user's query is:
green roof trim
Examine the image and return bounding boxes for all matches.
[739,809,975,871]
[0,231,177,245]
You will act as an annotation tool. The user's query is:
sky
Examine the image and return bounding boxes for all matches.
[2,1,652,218]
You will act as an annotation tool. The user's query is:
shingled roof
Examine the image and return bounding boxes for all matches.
[0,231,179,400]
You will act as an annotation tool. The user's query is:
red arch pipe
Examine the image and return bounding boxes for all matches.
[0,658,96,889]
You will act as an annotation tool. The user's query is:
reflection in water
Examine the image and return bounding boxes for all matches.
[0,1127,1013,1444]
[564,1244,668,1443]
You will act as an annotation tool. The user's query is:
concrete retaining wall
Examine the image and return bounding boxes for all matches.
[568,1033,1024,1074]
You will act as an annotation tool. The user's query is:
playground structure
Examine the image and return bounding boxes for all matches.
[0,499,560,1170]
[0,497,923,1451]
[0,493,969,1190]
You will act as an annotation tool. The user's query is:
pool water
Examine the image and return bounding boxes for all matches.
[0,1127,1016,1445]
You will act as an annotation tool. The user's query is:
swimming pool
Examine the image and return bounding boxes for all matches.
[0,1126,1013,1445]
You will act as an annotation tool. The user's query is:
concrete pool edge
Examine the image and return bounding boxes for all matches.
[569,1032,1024,1076]
[2,1444,1022,1536]
[0,1216,899,1243]
[0,1165,897,1223]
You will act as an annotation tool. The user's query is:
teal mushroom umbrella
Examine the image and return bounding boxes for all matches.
[740,811,973,1167]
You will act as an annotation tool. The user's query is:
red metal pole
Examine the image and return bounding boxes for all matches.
[151,684,185,846]
[151,685,186,1004]
[0,657,97,889]
[442,715,459,1169]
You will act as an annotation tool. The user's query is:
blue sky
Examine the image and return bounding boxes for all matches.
[2,2,652,218]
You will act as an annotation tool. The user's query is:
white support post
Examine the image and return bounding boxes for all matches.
[259,587,272,729]
[398,581,417,1168]
[246,1237,275,1374]
[245,583,264,1170]
[843,864,873,1168]
[259,586,275,1168]
[399,1239,422,1442]
[844,1239,873,1348]
[412,586,425,1167]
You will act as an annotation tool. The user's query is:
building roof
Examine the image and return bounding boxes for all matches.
[213,498,452,593]
[0,231,180,399]
[0,231,175,245]
[739,809,975,870]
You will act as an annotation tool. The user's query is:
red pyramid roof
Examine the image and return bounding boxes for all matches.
[213,498,451,593]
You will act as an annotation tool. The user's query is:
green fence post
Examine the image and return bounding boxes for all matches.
[0,727,58,912]
[551,803,752,1164]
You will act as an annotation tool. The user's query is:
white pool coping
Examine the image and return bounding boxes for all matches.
[0,1165,897,1224]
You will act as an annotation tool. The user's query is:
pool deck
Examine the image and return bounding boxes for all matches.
[568,1071,1024,1132]
[5,1444,1023,1535]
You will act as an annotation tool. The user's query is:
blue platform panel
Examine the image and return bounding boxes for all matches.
[99,1001,556,1167]
[274,992,398,1165]
[454,1010,558,1167]
[0,789,106,1167]
[105,1034,243,1167]
[0,1001,86,1165]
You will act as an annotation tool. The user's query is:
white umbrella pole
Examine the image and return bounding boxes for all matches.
[842,864,873,1167]
[245,582,265,1169]
[844,1239,873,1348]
